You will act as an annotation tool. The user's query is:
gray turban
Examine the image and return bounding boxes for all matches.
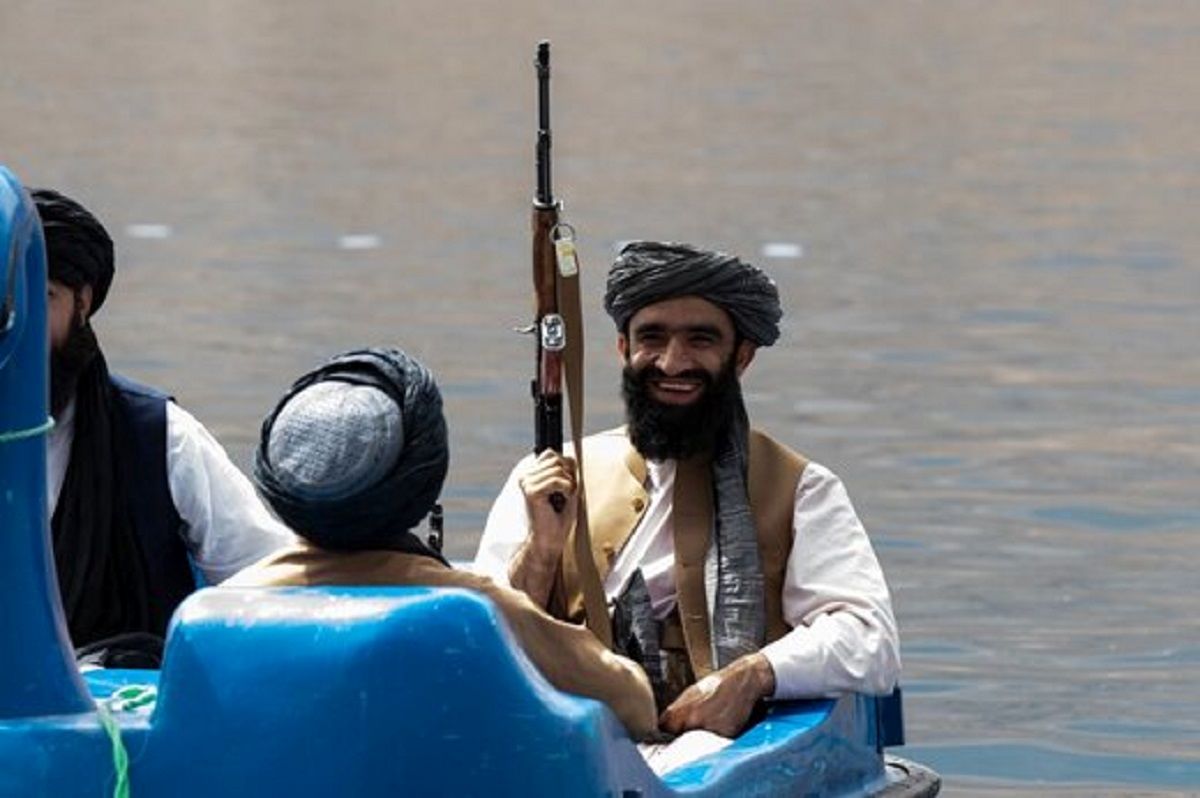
[254,348,448,558]
[603,241,782,347]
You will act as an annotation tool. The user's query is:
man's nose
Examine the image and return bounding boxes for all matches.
[657,337,691,374]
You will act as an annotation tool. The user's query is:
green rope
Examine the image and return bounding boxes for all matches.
[95,684,157,798]
[109,685,158,713]
[95,703,131,798]
[0,416,54,444]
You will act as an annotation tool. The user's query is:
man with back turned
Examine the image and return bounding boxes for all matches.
[227,347,658,739]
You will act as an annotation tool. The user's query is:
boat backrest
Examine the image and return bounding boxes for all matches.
[0,166,93,719]
[126,585,656,797]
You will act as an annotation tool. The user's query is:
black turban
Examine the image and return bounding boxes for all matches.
[32,188,115,317]
[604,241,782,347]
[253,348,449,559]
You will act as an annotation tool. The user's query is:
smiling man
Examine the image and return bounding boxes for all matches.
[475,241,899,739]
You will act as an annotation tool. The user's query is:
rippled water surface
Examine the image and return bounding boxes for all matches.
[3,2,1198,793]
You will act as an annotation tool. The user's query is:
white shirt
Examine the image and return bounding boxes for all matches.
[475,452,901,700]
[47,397,295,584]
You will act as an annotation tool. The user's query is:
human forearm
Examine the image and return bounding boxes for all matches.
[166,402,293,583]
[488,580,657,740]
[762,611,900,698]
[500,450,578,608]
[506,535,564,609]
[774,462,901,697]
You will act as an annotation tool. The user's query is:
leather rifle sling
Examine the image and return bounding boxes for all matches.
[672,454,715,677]
[557,259,613,647]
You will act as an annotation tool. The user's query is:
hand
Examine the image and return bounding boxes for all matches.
[518,449,578,560]
[659,653,776,738]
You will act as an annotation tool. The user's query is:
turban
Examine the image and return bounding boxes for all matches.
[604,241,782,347]
[254,348,449,558]
[32,188,115,317]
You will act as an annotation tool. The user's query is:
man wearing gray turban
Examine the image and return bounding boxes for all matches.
[227,348,657,740]
[37,188,291,662]
[476,241,899,738]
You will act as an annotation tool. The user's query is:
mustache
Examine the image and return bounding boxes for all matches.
[633,365,715,387]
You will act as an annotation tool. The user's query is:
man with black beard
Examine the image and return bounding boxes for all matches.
[476,241,899,739]
[38,188,292,661]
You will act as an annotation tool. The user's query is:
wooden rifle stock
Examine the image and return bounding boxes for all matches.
[531,204,563,458]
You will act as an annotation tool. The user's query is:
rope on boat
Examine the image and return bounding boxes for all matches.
[0,416,54,444]
[96,702,130,798]
[108,684,158,712]
[96,684,157,798]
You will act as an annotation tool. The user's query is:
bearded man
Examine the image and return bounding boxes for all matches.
[38,188,292,657]
[475,241,899,738]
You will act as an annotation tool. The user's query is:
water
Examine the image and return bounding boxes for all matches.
[3,2,1198,793]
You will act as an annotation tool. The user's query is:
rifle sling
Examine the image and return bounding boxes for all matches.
[557,264,612,647]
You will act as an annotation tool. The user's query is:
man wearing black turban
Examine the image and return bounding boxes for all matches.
[37,188,291,661]
[226,348,657,740]
[477,241,899,739]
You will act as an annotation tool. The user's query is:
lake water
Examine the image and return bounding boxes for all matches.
[3,2,1198,793]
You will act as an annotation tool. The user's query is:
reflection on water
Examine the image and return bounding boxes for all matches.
[3,1,1199,794]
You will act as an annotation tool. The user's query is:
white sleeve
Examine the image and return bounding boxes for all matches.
[759,462,901,699]
[471,454,537,585]
[165,403,296,584]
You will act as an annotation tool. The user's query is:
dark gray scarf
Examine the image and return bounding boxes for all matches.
[709,399,765,667]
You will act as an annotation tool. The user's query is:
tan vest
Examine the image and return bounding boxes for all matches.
[556,427,808,679]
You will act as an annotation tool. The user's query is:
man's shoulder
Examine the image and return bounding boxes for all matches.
[109,372,174,404]
[747,427,810,489]
[748,427,807,463]
[574,426,633,460]
[583,426,631,445]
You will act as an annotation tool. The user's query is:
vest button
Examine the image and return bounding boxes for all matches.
[632,497,645,512]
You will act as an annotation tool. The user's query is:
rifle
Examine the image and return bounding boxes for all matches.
[530,41,574,504]
[526,41,611,646]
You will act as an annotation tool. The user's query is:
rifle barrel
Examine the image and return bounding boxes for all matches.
[535,41,553,207]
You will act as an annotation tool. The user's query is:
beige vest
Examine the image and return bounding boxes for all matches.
[556,427,808,679]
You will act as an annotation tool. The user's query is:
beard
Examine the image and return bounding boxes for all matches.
[622,356,742,461]
[50,314,100,417]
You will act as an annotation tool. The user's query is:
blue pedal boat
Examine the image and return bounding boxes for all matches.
[0,165,938,797]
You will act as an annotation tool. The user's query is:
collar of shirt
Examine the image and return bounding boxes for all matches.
[46,396,77,513]
[604,457,680,619]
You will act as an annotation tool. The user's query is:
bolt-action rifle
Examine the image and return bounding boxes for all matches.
[526,41,611,645]
[531,40,569,484]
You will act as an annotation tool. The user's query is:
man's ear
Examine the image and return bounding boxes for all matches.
[734,340,757,377]
[616,333,629,364]
[74,284,94,324]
